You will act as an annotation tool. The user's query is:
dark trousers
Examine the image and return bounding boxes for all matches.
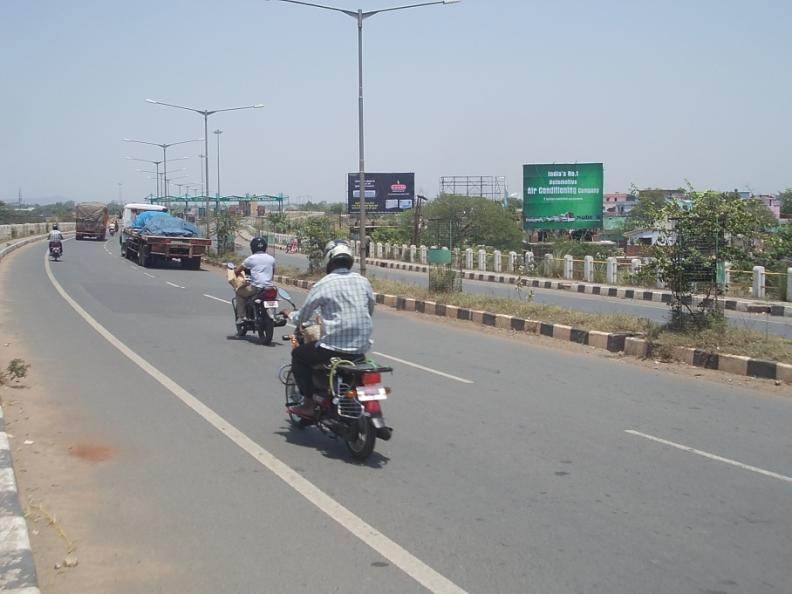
[292,342,361,400]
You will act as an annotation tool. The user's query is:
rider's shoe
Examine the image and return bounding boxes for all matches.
[288,401,316,418]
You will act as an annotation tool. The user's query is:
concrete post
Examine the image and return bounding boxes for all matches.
[465,248,473,270]
[583,255,594,283]
[384,242,391,259]
[630,258,642,275]
[409,245,417,263]
[508,251,517,273]
[544,253,554,277]
[478,249,487,271]
[493,250,502,273]
[563,254,574,280]
[402,244,409,261]
[453,248,460,268]
[724,261,732,287]
[752,266,765,299]
[524,251,534,273]
[393,245,400,260]
[606,257,618,284]
[787,268,792,302]
[376,242,383,258]
[420,245,427,264]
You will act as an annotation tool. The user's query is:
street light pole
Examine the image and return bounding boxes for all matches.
[265,0,460,276]
[144,99,264,238]
[123,139,201,209]
[214,129,223,199]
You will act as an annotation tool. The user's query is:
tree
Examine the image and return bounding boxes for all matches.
[743,198,777,231]
[422,194,522,250]
[779,188,792,218]
[299,217,336,274]
[625,189,669,230]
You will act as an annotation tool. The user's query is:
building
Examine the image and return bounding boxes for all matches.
[603,193,636,215]
[755,194,781,219]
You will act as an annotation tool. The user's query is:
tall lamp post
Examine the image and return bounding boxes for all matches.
[145,99,263,237]
[122,138,202,209]
[265,0,460,276]
[213,129,223,199]
[126,156,190,201]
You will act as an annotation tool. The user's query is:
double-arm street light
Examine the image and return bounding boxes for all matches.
[126,156,190,199]
[266,0,460,275]
[122,138,202,207]
[145,99,263,235]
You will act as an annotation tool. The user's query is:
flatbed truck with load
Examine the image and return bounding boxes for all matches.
[121,227,211,269]
[118,203,210,269]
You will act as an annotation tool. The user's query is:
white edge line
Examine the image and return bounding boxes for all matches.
[43,251,468,594]
[166,281,185,289]
[204,294,231,304]
[625,429,792,484]
[144,272,156,278]
[372,352,474,384]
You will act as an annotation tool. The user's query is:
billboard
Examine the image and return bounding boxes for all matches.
[347,173,415,214]
[523,163,603,230]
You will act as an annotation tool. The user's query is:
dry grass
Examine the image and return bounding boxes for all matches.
[653,324,792,364]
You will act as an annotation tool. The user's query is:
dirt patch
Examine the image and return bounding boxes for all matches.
[68,443,115,463]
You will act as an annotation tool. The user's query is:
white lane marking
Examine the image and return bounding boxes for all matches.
[625,429,792,484]
[166,281,185,289]
[143,272,156,279]
[44,253,468,594]
[372,352,474,384]
[0,432,9,451]
[0,516,31,552]
[204,294,231,304]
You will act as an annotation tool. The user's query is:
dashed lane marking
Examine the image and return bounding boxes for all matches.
[204,294,231,304]
[166,281,185,289]
[625,429,792,484]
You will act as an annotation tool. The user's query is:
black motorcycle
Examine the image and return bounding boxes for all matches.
[49,241,62,262]
[280,322,394,461]
[228,265,289,344]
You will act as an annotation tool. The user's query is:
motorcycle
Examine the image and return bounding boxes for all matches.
[49,241,62,262]
[280,320,394,461]
[226,263,288,345]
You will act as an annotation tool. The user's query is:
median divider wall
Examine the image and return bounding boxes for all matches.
[365,257,792,318]
[273,273,792,385]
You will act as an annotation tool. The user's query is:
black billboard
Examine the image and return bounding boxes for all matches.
[347,172,415,215]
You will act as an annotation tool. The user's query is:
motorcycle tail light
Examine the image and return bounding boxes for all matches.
[262,288,277,300]
[361,372,381,385]
[344,389,357,399]
[363,400,381,414]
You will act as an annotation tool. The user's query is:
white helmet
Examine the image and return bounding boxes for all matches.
[323,239,354,273]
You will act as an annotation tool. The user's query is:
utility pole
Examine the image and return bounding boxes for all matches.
[412,194,426,246]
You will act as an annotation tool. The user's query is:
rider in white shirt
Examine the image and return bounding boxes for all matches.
[48,224,64,252]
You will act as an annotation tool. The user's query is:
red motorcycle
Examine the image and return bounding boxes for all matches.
[227,265,288,345]
[280,321,394,461]
[48,241,62,262]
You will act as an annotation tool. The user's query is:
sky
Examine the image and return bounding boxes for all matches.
[2,0,791,205]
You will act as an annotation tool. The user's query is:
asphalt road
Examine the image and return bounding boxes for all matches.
[5,238,792,593]
[269,250,792,339]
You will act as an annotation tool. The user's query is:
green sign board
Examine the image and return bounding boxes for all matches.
[523,163,604,230]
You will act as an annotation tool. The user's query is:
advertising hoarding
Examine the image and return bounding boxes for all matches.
[523,163,604,230]
[347,173,415,214]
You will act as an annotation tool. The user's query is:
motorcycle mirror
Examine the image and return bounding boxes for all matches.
[277,288,293,302]
[226,262,235,269]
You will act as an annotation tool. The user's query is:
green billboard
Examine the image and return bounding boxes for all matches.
[523,163,604,230]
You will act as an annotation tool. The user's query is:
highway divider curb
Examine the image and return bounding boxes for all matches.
[0,402,41,593]
[274,273,792,385]
[365,257,792,319]
[0,234,51,264]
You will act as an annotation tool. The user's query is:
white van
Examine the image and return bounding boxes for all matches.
[119,203,167,247]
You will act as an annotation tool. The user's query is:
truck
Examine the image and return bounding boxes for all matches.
[119,204,211,269]
[75,202,109,240]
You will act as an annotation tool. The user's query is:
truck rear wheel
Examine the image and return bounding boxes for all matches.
[181,257,201,270]
[137,246,148,267]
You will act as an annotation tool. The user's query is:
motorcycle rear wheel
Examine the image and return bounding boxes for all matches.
[344,417,376,461]
[284,370,310,428]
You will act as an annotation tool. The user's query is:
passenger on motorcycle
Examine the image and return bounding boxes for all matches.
[48,223,64,253]
[233,237,276,323]
[288,240,375,418]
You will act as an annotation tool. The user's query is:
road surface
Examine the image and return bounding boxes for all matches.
[3,238,791,593]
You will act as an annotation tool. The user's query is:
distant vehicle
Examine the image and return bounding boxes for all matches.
[119,203,167,251]
[75,202,109,241]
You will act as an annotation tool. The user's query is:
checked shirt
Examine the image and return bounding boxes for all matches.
[292,268,375,353]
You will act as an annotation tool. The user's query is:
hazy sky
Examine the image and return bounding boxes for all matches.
[2,0,791,204]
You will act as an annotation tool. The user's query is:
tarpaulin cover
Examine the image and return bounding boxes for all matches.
[137,213,201,237]
[132,211,168,228]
